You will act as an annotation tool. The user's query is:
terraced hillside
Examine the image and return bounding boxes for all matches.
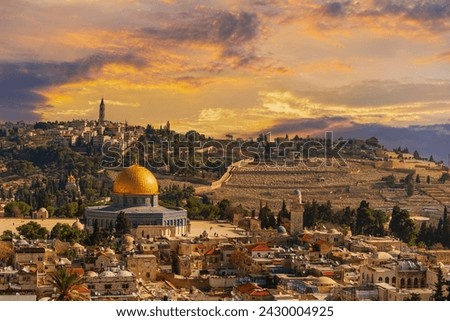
[209,159,446,219]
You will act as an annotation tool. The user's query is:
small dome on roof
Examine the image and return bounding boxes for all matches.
[117,270,133,277]
[85,271,98,277]
[72,219,84,230]
[316,276,337,285]
[100,271,116,277]
[277,226,287,234]
[372,252,394,261]
[104,248,115,255]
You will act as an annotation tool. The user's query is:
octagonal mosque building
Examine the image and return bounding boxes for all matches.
[84,164,189,238]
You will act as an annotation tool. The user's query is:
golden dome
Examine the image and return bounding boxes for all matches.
[113,164,159,195]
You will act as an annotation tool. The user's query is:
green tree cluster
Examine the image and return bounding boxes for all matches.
[389,206,417,244]
[277,200,291,226]
[115,212,131,237]
[50,223,83,243]
[7,160,36,177]
[303,200,333,228]
[355,201,388,236]
[404,173,415,197]
[16,221,49,240]
[417,207,450,248]
[431,268,450,301]
[303,200,387,237]
[259,203,277,229]
[4,201,31,217]
[186,196,220,220]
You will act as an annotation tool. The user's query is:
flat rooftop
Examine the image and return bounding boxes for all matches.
[188,221,247,239]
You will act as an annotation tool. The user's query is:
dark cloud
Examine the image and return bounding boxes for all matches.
[0,54,145,121]
[144,10,258,44]
[312,1,450,30]
[321,2,349,17]
[334,123,450,162]
[294,80,450,107]
[403,1,450,20]
[142,9,260,65]
[262,116,450,162]
[366,0,450,29]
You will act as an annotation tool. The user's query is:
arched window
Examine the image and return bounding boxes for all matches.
[414,278,418,288]
[385,277,389,283]
[378,277,383,282]
[392,277,396,286]
[407,278,412,288]
[400,278,405,288]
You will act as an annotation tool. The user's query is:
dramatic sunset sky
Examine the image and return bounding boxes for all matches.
[1,0,450,158]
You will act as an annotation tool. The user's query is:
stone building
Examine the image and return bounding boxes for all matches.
[84,269,138,301]
[33,208,49,219]
[126,254,157,281]
[0,265,37,293]
[85,165,188,237]
[360,258,427,289]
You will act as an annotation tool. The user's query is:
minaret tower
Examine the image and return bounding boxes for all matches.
[98,98,105,124]
[290,189,304,236]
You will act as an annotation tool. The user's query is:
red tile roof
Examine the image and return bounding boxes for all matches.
[249,289,271,297]
[251,244,272,252]
[235,283,258,294]
[205,247,219,256]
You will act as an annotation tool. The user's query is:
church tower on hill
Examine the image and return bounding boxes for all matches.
[98,98,105,124]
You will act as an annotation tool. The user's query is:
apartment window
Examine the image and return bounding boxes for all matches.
[104,284,112,290]
[122,284,129,289]
[88,284,95,290]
